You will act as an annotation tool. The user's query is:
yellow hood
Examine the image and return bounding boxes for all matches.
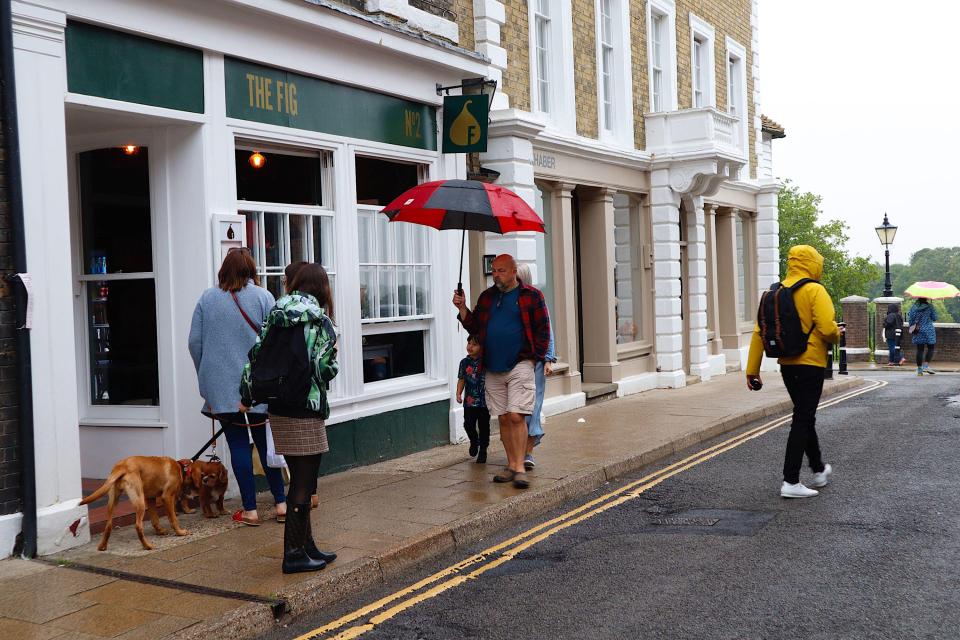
[784,245,824,283]
[746,244,840,374]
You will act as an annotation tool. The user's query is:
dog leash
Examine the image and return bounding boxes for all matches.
[190,412,269,463]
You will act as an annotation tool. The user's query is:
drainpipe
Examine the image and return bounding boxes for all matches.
[1,0,38,558]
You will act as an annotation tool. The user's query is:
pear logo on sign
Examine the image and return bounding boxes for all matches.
[450,99,482,146]
[442,94,489,153]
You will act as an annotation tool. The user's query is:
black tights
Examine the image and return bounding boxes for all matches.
[916,344,935,367]
[286,454,322,505]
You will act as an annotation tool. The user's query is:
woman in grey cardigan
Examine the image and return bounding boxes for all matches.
[188,248,286,525]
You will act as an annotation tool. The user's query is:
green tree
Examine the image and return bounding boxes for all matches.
[869,247,960,319]
[777,180,882,305]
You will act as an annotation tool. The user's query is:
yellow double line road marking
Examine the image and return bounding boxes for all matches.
[297,379,885,640]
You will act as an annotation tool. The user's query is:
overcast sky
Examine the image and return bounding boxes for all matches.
[759,1,959,266]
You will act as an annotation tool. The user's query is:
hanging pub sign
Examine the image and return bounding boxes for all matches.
[442,94,489,154]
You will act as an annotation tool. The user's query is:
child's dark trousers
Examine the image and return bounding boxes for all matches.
[463,406,490,448]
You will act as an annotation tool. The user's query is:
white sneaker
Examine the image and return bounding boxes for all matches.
[809,463,833,488]
[780,481,819,498]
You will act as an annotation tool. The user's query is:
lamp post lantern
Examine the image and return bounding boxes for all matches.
[875,213,898,298]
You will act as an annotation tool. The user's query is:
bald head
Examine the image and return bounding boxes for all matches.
[491,254,518,291]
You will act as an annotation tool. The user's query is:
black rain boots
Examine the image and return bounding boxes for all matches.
[282,504,326,574]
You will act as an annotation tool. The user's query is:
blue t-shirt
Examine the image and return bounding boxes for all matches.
[458,356,486,408]
[484,286,523,372]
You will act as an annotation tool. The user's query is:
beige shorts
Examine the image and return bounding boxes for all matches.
[484,359,536,417]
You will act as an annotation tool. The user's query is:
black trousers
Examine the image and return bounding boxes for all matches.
[780,365,827,484]
[916,344,935,367]
[463,406,491,448]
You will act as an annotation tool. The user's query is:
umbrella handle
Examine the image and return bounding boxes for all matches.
[457,227,465,296]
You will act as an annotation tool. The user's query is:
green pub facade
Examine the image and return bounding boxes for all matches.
[5,0,490,555]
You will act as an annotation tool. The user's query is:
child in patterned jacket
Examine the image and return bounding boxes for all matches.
[456,335,489,463]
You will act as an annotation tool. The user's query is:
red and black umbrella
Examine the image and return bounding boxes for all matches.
[381,179,545,293]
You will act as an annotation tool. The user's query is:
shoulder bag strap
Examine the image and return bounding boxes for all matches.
[230,291,260,334]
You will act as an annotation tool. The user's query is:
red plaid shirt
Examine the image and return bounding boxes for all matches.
[458,282,551,363]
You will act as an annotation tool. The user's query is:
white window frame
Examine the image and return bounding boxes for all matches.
[69,132,169,425]
[594,0,634,143]
[726,35,750,176]
[528,0,576,131]
[533,0,552,115]
[236,142,340,393]
[349,149,442,393]
[689,13,716,109]
[646,0,677,113]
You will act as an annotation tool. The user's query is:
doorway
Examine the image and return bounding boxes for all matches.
[572,188,585,376]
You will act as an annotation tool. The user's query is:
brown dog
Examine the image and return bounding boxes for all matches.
[179,459,229,518]
[79,456,189,551]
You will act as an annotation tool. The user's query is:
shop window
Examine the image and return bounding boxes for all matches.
[237,145,334,301]
[356,155,431,383]
[235,148,323,206]
[614,193,646,345]
[242,210,335,300]
[362,330,426,383]
[355,156,419,206]
[78,148,159,406]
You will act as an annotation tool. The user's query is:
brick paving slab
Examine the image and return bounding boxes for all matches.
[0,372,864,640]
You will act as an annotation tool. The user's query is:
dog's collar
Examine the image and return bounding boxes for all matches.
[178,460,192,483]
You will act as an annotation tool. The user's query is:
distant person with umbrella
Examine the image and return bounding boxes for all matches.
[908,297,938,375]
[453,254,551,489]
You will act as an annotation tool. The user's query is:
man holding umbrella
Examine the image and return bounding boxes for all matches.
[453,255,551,489]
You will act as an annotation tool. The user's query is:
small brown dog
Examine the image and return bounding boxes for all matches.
[179,459,229,518]
[80,456,189,551]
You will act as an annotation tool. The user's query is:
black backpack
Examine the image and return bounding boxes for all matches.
[757,278,817,358]
[249,325,312,408]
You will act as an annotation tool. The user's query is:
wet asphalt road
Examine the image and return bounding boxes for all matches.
[267,372,960,640]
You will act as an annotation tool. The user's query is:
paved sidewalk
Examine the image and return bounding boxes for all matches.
[0,372,863,640]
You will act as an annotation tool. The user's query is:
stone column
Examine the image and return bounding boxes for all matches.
[11,2,88,554]
[715,208,741,358]
[704,203,722,355]
[649,168,685,387]
[755,184,780,295]
[549,184,580,380]
[480,134,537,263]
[683,195,711,381]
[578,188,619,383]
[840,296,870,363]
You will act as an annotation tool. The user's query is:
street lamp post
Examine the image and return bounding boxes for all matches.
[875,213,898,297]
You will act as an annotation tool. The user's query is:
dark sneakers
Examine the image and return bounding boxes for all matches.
[468,439,479,457]
[476,448,487,464]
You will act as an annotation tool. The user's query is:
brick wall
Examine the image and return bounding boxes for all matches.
[571,0,598,138]
[0,67,21,516]
[449,0,474,49]
[675,0,757,178]
[501,0,530,112]
[840,298,870,363]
